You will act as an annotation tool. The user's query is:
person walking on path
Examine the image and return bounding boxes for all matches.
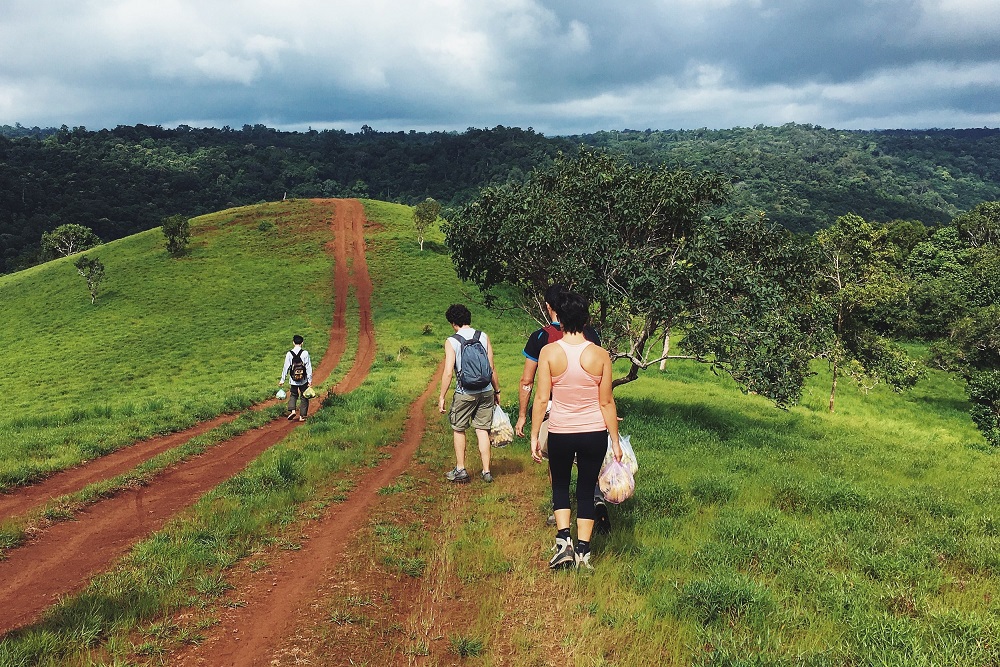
[278,334,313,422]
[530,292,622,570]
[516,284,610,532]
[439,304,501,484]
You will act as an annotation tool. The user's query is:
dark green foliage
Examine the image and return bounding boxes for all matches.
[447,148,823,406]
[0,124,571,273]
[4,123,1000,274]
[815,213,923,410]
[966,371,1000,447]
[40,223,100,258]
[582,125,1000,232]
[161,214,190,256]
[953,200,1000,249]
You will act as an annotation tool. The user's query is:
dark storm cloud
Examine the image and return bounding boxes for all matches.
[0,0,997,133]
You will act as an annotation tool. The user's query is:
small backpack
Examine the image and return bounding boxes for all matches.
[289,349,307,383]
[451,330,493,391]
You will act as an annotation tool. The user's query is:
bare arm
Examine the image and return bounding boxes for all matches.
[530,349,553,463]
[598,348,623,462]
[438,341,456,413]
[515,358,538,437]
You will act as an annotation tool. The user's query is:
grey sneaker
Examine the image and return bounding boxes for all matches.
[446,467,470,483]
[481,471,493,483]
[574,550,594,571]
[545,514,556,527]
[548,537,575,569]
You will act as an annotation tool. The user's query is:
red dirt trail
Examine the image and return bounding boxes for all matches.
[0,199,373,636]
[174,363,443,667]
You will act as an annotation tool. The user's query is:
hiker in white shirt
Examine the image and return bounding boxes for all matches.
[278,334,313,421]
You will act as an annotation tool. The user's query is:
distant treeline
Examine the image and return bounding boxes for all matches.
[2,121,999,273]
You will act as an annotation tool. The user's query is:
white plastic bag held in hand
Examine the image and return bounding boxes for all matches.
[598,459,635,504]
[603,434,638,476]
[489,405,514,448]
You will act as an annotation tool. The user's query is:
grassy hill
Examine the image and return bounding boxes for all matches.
[2,198,999,666]
[0,199,335,490]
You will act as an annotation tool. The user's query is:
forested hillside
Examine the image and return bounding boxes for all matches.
[584,125,1000,232]
[2,122,999,273]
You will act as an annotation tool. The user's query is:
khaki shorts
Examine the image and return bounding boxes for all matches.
[449,391,495,431]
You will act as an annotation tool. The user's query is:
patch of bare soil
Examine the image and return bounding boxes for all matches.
[199,421,578,666]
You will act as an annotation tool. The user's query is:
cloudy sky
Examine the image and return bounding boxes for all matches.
[1,0,999,135]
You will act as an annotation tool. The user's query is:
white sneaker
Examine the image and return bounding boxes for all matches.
[548,537,575,569]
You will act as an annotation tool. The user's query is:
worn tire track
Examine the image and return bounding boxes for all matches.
[175,363,443,666]
[0,199,363,636]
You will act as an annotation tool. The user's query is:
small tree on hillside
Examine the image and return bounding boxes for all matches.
[162,214,190,257]
[41,224,101,258]
[815,213,923,412]
[74,255,105,305]
[413,198,441,251]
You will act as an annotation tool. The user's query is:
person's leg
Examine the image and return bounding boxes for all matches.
[453,429,467,470]
[575,431,607,539]
[593,436,611,533]
[446,393,475,481]
[287,385,298,414]
[475,428,491,477]
[299,392,309,418]
[547,432,574,530]
[469,392,494,480]
[573,431,607,569]
[547,431,576,568]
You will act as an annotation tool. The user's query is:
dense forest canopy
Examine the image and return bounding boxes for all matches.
[2,122,999,273]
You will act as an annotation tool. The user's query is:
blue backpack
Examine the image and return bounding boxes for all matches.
[451,330,493,391]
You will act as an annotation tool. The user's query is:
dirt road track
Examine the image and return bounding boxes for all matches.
[0,199,371,636]
[175,362,443,666]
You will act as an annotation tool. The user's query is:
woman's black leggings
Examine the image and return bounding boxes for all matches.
[548,430,608,520]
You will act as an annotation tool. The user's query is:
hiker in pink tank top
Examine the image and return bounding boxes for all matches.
[530,292,623,571]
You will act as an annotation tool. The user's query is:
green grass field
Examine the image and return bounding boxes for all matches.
[0,200,334,490]
[2,198,999,666]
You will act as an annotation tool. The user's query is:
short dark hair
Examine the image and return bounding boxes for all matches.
[445,304,471,327]
[292,334,304,345]
[558,292,590,333]
[543,283,565,313]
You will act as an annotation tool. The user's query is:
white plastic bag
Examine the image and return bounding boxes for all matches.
[602,434,638,476]
[276,389,287,400]
[598,459,635,504]
[489,405,514,448]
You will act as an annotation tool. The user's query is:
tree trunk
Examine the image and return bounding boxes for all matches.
[829,364,838,413]
[659,328,670,371]
[419,237,424,251]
